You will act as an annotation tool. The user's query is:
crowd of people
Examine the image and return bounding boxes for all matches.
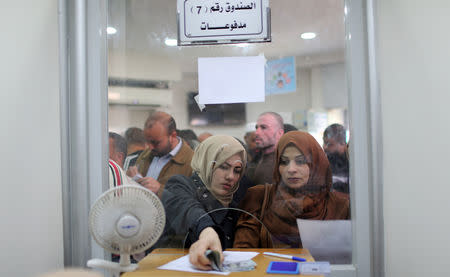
[107,110,351,269]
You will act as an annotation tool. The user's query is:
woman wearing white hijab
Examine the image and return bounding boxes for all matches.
[161,135,247,270]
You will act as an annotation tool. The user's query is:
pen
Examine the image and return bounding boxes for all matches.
[263,252,307,262]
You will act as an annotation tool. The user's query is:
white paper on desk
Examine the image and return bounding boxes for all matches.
[198,56,265,104]
[297,219,352,264]
[158,251,259,275]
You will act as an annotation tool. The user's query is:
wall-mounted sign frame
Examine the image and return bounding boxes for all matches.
[177,0,271,45]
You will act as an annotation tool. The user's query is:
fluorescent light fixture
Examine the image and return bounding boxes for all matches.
[301,32,316,40]
[165,38,178,46]
[108,92,120,100]
[107,27,117,35]
[236,43,249,48]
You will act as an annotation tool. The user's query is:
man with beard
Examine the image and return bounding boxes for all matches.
[248,112,284,185]
[323,124,350,195]
[131,111,194,197]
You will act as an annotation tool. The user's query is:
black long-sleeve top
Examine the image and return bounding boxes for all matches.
[160,173,240,249]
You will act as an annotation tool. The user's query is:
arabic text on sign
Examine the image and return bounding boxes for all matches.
[200,21,247,31]
[191,2,256,14]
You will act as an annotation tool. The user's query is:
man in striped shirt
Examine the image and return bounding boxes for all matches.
[109,132,137,188]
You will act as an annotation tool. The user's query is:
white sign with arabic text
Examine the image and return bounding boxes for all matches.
[177,0,270,45]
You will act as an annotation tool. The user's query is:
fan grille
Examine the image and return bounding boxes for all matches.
[89,185,165,254]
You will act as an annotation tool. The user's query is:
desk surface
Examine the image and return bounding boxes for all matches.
[123,248,322,277]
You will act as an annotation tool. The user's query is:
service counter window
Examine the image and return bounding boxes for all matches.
[104,0,363,273]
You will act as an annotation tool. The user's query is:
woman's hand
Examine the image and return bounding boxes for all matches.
[188,227,224,270]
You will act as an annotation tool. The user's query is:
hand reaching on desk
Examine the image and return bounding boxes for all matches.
[189,227,224,270]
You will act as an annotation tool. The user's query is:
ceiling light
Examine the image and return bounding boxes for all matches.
[108,92,120,100]
[301,32,316,40]
[236,43,249,48]
[165,38,178,46]
[107,27,117,35]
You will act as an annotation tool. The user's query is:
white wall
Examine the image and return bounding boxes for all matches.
[10,1,450,276]
[108,105,153,135]
[321,63,348,109]
[0,1,63,276]
[377,1,450,276]
[108,63,349,142]
[108,50,182,81]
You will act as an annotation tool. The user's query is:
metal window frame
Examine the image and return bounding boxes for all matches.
[331,1,384,277]
[58,1,384,276]
[59,0,109,267]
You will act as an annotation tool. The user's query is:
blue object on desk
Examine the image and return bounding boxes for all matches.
[266,261,300,274]
[263,252,307,262]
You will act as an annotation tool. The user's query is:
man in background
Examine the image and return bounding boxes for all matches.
[323,123,350,195]
[244,131,259,163]
[109,132,127,168]
[123,127,147,170]
[198,132,213,142]
[177,129,200,150]
[109,132,136,188]
[131,111,193,196]
[283,123,298,133]
[248,112,284,185]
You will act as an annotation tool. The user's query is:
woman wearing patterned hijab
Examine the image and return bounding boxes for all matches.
[233,131,349,248]
[161,135,246,270]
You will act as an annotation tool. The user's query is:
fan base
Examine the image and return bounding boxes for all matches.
[87,258,138,274]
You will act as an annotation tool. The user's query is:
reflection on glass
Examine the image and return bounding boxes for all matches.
[107,0,351,264]
[234,131,350,258]
[160,135,246,268]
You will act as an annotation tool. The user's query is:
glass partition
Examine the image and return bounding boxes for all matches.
[106,0,352,264]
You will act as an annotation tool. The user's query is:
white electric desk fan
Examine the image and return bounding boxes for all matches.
[87,185,165,275]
